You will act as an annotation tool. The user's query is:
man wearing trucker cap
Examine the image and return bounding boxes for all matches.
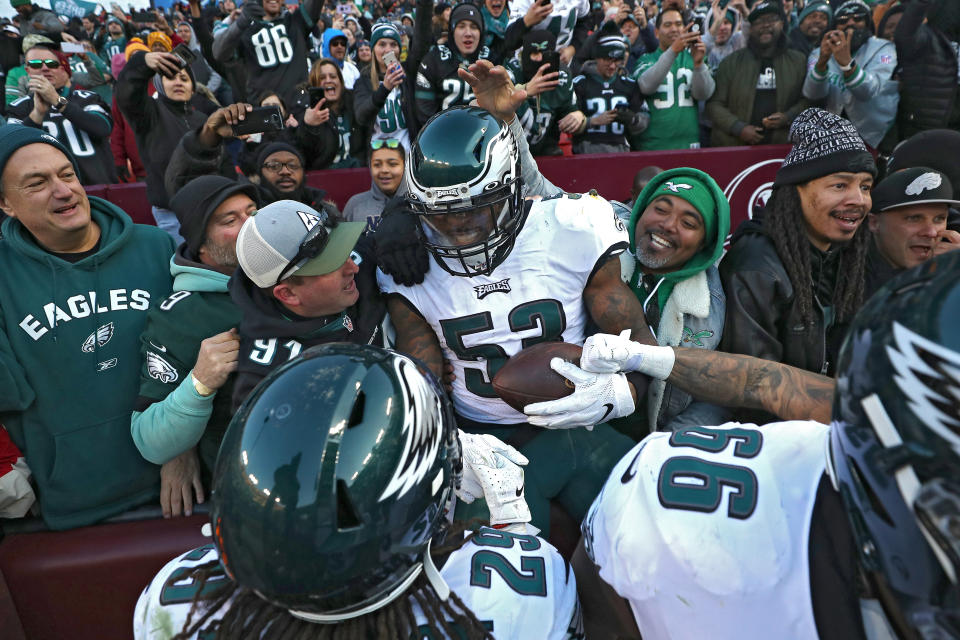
[229,199,386,409]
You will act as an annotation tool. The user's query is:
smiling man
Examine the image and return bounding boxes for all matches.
[720,108,875,392]
[623,168,731,432]
[229,199,384,410]
[865,167,960,298]
[0,126,176,529]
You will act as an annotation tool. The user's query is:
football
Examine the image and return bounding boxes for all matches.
[492,341,583,412]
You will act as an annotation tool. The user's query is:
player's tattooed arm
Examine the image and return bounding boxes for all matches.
[669,348,834,423]
[387,296,445,380]
[584,255,657,346]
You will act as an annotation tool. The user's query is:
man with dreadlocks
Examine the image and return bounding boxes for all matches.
[134,344,582,640]
[718,108,874,419]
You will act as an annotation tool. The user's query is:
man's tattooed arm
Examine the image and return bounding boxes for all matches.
[387,296,444,379]
[669,348,835,423]
[584,255,657,346]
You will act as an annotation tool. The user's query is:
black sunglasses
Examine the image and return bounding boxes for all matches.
[27,58,60,69]
[276,214,335,284]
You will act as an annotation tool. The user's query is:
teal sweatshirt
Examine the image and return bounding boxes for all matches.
[131,248,240,472]
[0,198,176,530]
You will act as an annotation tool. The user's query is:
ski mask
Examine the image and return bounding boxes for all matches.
[521,29,558,82]
[833,0,873,55]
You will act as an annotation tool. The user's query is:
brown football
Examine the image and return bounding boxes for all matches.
[493,341,583,412]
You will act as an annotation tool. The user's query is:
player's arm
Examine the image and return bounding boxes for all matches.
[387,296,444,379]
[583,255,656,346]
[571,539,643,640]
[581,334,834,422]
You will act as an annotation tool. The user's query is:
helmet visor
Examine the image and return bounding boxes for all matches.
[418,202,506,248]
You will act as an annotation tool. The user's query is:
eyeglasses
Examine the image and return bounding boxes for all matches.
[27,58,60,70]
[276,214,334,284]
[262,160,303,172]
[370,138,401,150]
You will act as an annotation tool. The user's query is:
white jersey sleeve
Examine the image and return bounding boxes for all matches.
[377,193,628,424]
[430,527,582,639]
[134,544,232,640]
[583,421,829,640]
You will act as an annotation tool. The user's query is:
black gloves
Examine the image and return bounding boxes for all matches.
[374,203,430,286]
[614,106,636,125]
[238,1,265,28]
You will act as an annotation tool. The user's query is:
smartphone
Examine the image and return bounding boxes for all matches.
[540,49,560,76]
[308,86,325,108]
[539,0,552,6]
[382,50,399,71]
[172,43,197,68]
[336,3,352,14]
[61,42,86,54]
[132,10,155,22]
[233,105,285,136]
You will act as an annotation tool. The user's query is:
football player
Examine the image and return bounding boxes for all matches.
[377,60,655,534]
[134,344,581,640]
[212,0,321,104]
[568,253,960,639]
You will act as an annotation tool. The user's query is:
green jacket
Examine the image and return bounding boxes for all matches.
[0,199,176,530]
[705,44,813,147]
[132,247,241,473]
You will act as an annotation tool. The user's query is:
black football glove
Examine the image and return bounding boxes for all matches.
[374,206,429,286]
[614,107,636,125]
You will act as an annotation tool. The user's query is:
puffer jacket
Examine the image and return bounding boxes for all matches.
[895,0,960,138]
[719,218,847,378]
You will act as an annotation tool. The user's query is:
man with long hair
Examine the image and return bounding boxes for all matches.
[719,108,875,413]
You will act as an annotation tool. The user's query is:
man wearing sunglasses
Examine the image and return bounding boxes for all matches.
[7,45,116,185]
[228,199,384,410]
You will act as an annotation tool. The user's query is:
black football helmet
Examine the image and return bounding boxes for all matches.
[829,252,960,639]
[210,344,461,622]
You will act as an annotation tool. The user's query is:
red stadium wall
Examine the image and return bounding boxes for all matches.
[88,145,790,232]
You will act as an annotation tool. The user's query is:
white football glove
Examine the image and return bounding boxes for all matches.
[524,358,636,429]
[457,431,532,527]
[580,329,676,380]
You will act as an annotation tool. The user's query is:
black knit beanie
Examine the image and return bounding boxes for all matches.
[773,108,876,187]
[169,176,260,258]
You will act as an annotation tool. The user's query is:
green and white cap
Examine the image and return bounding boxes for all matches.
[236,200,365,288]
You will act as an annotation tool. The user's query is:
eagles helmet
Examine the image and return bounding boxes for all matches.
[405,106,525,277]
[829,252,960,639]
[210,343,461,622]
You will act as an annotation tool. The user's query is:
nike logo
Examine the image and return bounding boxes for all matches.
[148,341,167,352]
[620,441,648,483]
[599,403,614,423]
[515,484,524,497]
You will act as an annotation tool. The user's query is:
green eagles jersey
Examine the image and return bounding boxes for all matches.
[138,286,240,473]
[633,48,700,150]
[329,111,361,168]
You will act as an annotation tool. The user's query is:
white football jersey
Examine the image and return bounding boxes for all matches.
[509,0,589,48]
[378,194,629,424]
[134,527,581,640]
[583,420,830,640]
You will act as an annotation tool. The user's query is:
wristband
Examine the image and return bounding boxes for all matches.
[838,59,855,73]
[191,372,215,397]
[625,345,675,380]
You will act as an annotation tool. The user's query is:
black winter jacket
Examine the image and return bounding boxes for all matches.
[895,0,960,138]
[718,218,848,378]
[117,51,220,209]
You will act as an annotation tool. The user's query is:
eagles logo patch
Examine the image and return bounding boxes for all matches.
[147,351,179,384]
[81,322,114,352]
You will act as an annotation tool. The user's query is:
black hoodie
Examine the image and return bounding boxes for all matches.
[228,234,386,411]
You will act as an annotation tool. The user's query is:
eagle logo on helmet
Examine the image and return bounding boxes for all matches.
[887,322,960,453]
[379,356,444,501]
[81,322,114,352]
[147,351,179,384]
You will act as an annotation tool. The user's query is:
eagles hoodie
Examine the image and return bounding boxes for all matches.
[0,198,175,530]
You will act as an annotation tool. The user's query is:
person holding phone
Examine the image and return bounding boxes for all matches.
[354,12,431,151]
[295,58,365,169]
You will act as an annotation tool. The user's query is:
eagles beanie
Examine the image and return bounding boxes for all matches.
[10,0,31,8]
[169,176,260,258]
[798,2,832,25]
[639,169,720,243]
[0,124,78,183]
[370,21,401,47]
[887,129,960,198]
[774,108,876,187]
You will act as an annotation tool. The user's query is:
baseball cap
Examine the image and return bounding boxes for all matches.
[236,200,366,288]
[871,167,960,213]
[748,0,786,23]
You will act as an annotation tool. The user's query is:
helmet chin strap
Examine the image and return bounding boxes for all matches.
[284,539,451,624]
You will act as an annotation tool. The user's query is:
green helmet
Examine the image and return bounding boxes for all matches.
[829,252,960,637]
[406,105,525,277]
[210,343,461,622]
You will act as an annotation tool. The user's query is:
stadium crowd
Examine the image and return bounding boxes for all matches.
[0,0,959,637]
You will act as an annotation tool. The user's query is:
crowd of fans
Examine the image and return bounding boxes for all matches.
[0,0,958,635]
